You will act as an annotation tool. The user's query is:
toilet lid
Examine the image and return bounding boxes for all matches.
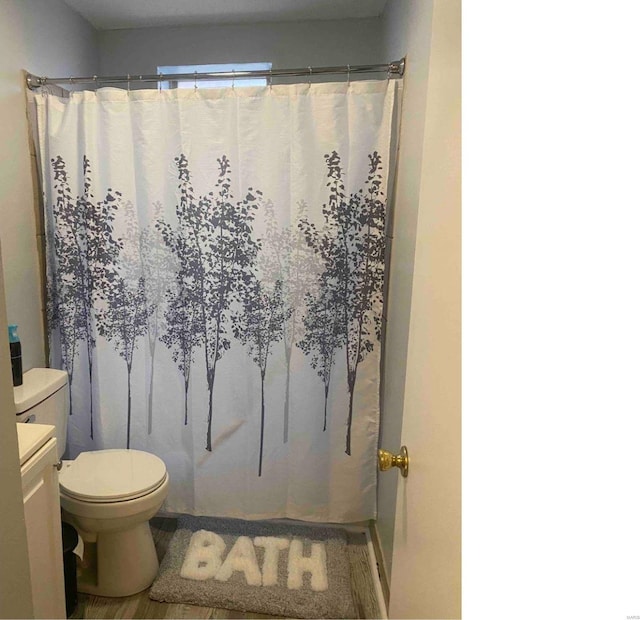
[59,449,167,502]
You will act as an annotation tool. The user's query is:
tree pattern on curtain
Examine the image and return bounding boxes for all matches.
[260,200,321,443]
[140,202,177,434]
[46,150,387,471]
[49,156,121,438]
[299,151,386,454]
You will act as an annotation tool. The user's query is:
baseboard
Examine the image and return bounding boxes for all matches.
[368,520,390,609]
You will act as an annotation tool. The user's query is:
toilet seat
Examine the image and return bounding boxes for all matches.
[59,449,167,503]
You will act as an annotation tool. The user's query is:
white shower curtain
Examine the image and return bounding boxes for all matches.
[31,80,399,522]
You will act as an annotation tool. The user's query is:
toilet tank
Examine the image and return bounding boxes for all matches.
[14,368,69,459]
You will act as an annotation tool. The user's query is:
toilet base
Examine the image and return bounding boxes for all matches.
[60,472,169,597]
[76,521,159,597]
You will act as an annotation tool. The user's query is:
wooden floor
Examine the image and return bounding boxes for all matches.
[70,516,382,619]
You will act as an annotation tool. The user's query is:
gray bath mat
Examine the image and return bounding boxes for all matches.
[149,515,357,618]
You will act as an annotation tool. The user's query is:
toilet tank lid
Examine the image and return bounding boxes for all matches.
[14,368,68,414]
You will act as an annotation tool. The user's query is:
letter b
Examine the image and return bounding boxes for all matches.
[179,530,225,581]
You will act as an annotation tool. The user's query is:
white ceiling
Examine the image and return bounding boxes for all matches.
[62,0,389,31]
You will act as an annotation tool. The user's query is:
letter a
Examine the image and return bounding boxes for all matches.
[287,539,328,592]
[180,530,225,581]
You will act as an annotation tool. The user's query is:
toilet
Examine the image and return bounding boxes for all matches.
[14,368,170,597]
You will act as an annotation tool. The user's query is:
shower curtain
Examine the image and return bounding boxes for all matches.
[31,80,399,522]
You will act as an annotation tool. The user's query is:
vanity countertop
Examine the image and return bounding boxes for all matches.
[16,423,55,466]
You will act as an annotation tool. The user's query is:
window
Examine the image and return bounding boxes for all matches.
[157,63,272,90]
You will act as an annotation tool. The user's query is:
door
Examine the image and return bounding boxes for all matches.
[388,1,461,618]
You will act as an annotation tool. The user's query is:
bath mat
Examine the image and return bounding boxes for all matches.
[149,515,357,618]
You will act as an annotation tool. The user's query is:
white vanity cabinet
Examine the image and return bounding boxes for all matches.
[18,423,66,619]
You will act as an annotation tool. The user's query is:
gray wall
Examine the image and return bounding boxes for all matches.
[99,18,385,84]
[0,0,99,371]
[377,0,435,578]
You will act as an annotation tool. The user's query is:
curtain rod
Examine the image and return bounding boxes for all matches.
[25,58,405,90]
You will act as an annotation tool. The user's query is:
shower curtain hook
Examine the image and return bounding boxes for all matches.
[194,70,198,90]
[93,75,98,89]
[127,74,130,93]
[347,64,351,85]
[232,69,235,90]
[308,66,312,86]
[268,68,273,91]
[159,72,163,92]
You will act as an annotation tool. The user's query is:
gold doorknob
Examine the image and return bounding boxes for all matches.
[378,446,409,478]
